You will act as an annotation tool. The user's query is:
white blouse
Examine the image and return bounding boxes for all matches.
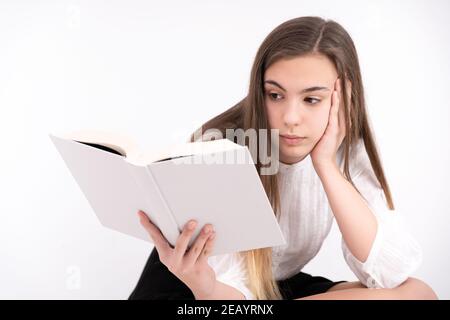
[205,137,423,300]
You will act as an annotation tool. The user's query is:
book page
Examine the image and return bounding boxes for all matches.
[49,133,180,245]
[129,138,244,166]
[147,147,286,256]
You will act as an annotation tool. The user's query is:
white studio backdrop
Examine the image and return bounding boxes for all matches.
[1,0,449,299]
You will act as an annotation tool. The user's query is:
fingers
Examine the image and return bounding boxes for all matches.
[332,78,346,141]
[173,219,200,263]
[337,79,345,130]
[339,78,351,138]
[137,210,216,270]
[329,78,340,130]
[345,79,352,130]
[197,231,216,265]
[185,225,215,267]
[138,210,171,255]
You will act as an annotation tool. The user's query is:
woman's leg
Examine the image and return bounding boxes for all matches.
[296,277,438,300]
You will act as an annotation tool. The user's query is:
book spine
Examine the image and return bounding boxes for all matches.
[144,165,181,236]
[124,161,180,247]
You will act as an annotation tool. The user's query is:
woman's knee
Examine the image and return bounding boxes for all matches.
[397,277,438,300]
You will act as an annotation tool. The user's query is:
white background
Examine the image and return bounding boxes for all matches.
[1,0,449,299]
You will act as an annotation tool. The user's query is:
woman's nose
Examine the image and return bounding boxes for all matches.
[283,102,303,127]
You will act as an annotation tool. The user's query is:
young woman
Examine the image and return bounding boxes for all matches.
[129,16,437,300]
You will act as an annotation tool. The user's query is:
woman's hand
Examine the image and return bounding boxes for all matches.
[310,77,351,171]
[137,210,217,299]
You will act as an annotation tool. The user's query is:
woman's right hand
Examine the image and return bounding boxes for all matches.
[137,210,218,299]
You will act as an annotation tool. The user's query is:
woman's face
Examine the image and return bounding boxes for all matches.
[264,53,338,164]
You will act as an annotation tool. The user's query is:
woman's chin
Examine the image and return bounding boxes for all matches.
[280,148,308,164]
[280,145,311,164]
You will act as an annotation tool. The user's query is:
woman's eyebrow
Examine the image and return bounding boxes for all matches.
[264,80,330,94]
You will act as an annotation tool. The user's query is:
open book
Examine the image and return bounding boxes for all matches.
[49,129,286,256]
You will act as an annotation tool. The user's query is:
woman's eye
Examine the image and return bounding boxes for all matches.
[304,97,321,104]
[267,92,283,101]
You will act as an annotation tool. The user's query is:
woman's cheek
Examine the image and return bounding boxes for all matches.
[309,108,330,141]
[265,103,281,129]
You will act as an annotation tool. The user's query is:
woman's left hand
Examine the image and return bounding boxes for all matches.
[310,77,350,171]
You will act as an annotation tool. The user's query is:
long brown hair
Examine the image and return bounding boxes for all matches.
[190,16,395,300]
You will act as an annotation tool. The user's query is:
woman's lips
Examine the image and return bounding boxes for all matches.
[280,135,306,146]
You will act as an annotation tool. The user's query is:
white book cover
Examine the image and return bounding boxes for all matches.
[49,130,286,256]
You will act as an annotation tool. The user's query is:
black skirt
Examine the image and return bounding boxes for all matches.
[128,248,348,300]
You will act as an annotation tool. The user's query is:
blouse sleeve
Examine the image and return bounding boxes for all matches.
[339,139,423,289]
[207,253,256,300]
